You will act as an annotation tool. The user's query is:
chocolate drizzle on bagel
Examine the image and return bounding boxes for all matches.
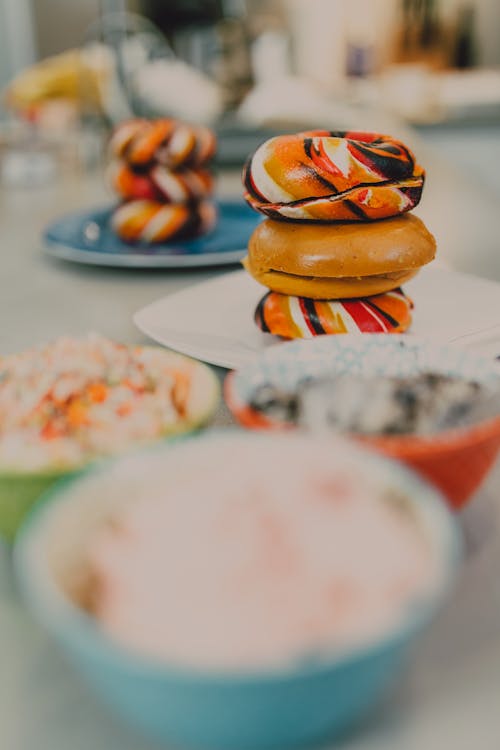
[248,175,425,223]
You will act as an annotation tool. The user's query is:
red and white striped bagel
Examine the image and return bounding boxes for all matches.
[108,161,214,203]
[254,288,413,339]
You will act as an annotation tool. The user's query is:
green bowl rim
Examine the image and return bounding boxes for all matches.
[0,348,220,479]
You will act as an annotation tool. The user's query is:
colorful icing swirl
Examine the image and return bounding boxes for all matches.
[255,288,413,338]
[109,119,217,170]
[108,118,217,245]
[111,200,217,244]
[109,162,214,203]
[243,131,424,222]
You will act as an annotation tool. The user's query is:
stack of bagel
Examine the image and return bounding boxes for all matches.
[242,131,436,337]
[108,118,217,244]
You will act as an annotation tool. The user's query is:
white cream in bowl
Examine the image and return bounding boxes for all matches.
[37,432,454,673]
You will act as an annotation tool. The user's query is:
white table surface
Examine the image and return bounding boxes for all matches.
[1,150,500,750]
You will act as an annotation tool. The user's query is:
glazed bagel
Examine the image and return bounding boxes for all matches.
[109,118,216,170]
[108,161,214,203]
[244,215,435,299]
[255,289,413,338]
[111,200,217,244]
[243,130,424,222]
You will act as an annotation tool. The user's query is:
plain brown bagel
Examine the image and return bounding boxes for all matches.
[243,214,436,299]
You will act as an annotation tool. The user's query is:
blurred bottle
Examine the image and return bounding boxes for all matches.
[212,1,254,110]
[250,29,290,85]
[344,0,382,79]
[284,0,347,93]
[0,120,58,188]
[393,0,449,69]
[453,4,477,69]
[420,0,438,50]
[81,10,223,126]
[346,44,374,80]
[246,0,291,87]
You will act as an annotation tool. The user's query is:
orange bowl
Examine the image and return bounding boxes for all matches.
[359,417,500,510]
[224,336,500,511]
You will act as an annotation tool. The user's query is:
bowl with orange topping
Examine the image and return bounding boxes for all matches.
[0,334,219,539]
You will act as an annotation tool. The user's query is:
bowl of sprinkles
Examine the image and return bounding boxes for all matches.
[0,334,219,539]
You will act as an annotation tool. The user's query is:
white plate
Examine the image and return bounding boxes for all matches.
[134,267,500,369]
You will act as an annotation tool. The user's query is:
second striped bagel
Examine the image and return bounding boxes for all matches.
[109,162,214,203]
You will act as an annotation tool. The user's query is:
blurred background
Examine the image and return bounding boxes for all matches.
[1,1,499,153]
[0,0,499,277]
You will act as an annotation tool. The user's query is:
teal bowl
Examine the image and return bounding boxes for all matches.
[14,433,461,749]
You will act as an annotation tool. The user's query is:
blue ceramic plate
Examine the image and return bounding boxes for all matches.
[43,200,261,268]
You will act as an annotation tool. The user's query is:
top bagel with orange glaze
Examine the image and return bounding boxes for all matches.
[243,131,425,222]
